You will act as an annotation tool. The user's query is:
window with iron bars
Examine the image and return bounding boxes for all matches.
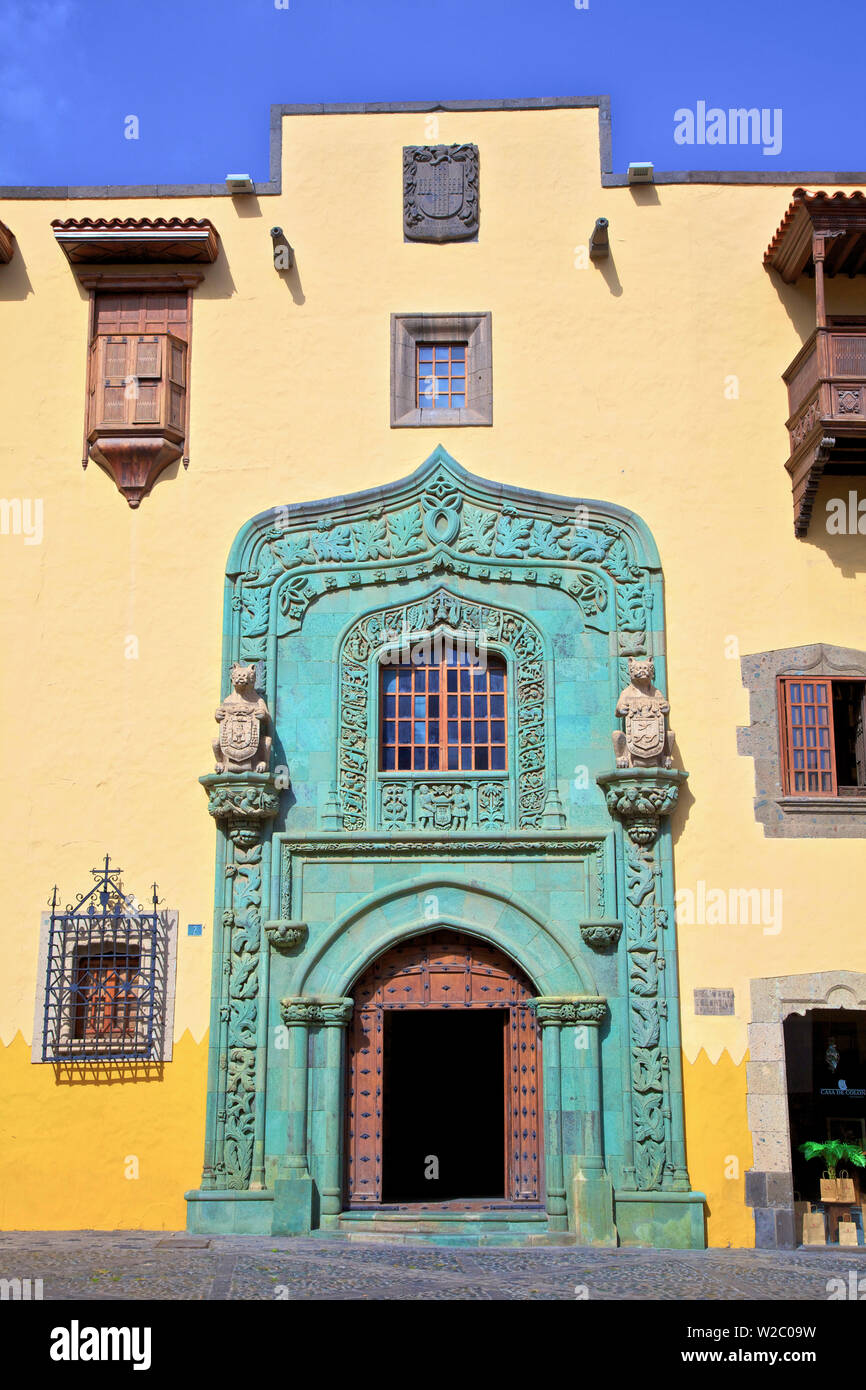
[36,857,174,1063]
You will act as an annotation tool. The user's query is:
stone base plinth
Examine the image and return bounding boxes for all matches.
[614,1190,706,1249]
[185,1189,274,1235]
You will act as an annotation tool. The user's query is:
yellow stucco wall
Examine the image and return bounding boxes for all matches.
[1,106,863,1237]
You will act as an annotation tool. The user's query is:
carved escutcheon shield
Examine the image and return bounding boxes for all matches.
[220,710,260,763]
[416,156,465,219]
[627,713,666,759]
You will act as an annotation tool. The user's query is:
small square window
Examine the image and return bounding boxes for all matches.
[391,313,492,426]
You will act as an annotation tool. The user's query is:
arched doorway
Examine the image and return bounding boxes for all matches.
[346,930,542,1209]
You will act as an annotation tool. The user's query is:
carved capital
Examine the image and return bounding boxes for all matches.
[200,772,279,846]
[264,920,308,953]
[280,996,354,1027]
[579,920,623,950]
[533,995,607,1026]
[597,767,687,846]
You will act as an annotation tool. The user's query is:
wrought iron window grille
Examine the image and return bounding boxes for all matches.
[40,856,168,1063]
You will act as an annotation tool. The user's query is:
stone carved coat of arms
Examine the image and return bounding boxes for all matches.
[403,144,479,242]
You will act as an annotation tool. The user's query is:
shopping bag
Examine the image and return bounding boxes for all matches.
[802,1210,826,1244]
[839,1221,858,1246]
[820,1172,839,1202]
[836,1170,856,1203]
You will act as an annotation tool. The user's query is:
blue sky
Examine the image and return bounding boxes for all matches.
[0,0,862,186]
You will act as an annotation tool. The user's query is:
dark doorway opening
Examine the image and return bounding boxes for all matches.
[785,1008,866,1233]
[382,1009,506,1203]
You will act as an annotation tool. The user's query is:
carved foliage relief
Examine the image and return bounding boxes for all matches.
[623,836,682,1192]
[233,461,655,686]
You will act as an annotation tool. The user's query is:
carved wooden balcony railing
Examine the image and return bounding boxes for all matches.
[784,325,866,536]
[765,189,866,537]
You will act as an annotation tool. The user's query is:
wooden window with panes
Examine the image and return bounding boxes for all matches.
[778,677,866,795]
[72,952,142,1041]
[380,650,507,772]
[416,343,467,410]
[87,292,189,443]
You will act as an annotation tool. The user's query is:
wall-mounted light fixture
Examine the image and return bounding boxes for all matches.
[225,173,255,194]
[270,226,294,272]
[627,162,654,185]
[589,217,609,259]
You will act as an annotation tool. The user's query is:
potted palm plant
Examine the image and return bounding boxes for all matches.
[799,1139,866,1202]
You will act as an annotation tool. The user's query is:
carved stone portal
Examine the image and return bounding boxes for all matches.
[403,145,479,242]
[612,657,674,769]
[213,663,273,774]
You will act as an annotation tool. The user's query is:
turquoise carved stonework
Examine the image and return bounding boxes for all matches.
[185,447,705,1247]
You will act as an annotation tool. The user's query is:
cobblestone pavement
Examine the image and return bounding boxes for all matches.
[1,1232,865,1300]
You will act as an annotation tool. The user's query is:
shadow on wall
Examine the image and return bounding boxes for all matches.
[0,242,33,301]
[802,475,866,578]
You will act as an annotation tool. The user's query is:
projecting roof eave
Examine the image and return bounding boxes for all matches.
[764,188,866,282]
[0,220,15,263]
[50,216,220,264]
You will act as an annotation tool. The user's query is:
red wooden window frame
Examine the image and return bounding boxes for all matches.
[416,342,467,409]
[72,953,141,1040]
[380,653,507,773]
[778,676,837,795]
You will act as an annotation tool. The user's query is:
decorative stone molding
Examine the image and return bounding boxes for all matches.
[232,449,657,696]
[280,997,354,1027]
[534,995,607,1026]
[738,643,866,838]
[579,920,623,950]
[380,777,507,831]
[338,590,547,832]
[201,773,279,845]
[403,144,479,242]
[597,767,686,846]
[279,833,606,925]
[264,920,308,953]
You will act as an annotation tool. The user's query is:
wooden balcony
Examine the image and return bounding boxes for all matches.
[784,324,866,536]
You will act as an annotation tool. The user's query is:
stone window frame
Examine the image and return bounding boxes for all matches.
[30,908,179,1063]
[738,642,866,837]
[390,313,492,427]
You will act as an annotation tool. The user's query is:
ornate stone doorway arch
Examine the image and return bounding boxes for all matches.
[746,970,866,1247]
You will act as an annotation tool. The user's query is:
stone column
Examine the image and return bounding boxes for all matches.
[273,997,353,1235]
[535,996,614,1245]
[316,1000,354,1229]
[200,772,278,1193]
[597,767,691,1194]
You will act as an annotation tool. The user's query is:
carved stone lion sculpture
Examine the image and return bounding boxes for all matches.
[612,657,674,769]
[213,663,273,774]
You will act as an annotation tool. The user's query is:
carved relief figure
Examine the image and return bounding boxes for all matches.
[612,658,674,769]
[416,784,438,830]
[213,663,273,774]
[451,786,470,830]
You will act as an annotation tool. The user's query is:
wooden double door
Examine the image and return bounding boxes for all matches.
[346,930,542,1207]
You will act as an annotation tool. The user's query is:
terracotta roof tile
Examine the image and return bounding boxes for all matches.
[51,216,214,231]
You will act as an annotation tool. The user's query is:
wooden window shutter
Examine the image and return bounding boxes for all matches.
[94,335,133,427]
[166,334,187,432]
[132,335,162,424]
